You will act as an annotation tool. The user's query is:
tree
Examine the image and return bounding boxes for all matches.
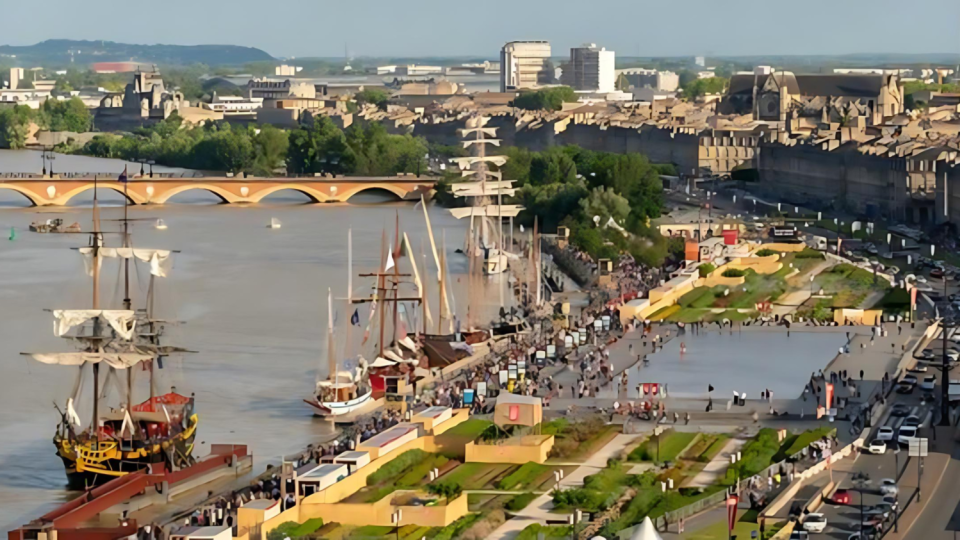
[287,116,356,175]
[680,77,728,101]
[251,125,289,174]
[580,186,630,225]
[512,86,577,111]
[355,88,390,110]
[0,105,35,149]
[39,97,91,132]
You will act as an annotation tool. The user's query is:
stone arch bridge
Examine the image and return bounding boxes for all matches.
[0,174,439,206]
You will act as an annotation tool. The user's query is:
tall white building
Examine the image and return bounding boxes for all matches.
[500,41,552,92]
[560,44,616,93]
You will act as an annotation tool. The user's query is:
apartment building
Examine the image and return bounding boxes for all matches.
[560,44,615,93]
[500,41,552,92]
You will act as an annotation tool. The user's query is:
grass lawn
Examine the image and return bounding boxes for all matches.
[685,511,760,540]
[714,269,787,310]
[628,430,699,463]
[497,462,550,490]
[813,263,891,308]
[561,424,621,462]
[348,525,395,538]
[506,492,539,512]
[437,462,516,490]
[649,304,681,321]
[440,418,493,438]
[774,427,834,462]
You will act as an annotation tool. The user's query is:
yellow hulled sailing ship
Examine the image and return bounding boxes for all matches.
[25,182,198,489]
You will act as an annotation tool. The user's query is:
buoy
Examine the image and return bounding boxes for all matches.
[680,342,686,354]
[8,227,15,241]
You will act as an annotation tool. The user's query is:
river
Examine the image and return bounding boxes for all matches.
[0,150,503,528]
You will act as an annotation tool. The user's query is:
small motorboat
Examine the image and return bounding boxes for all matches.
[269,218,282,229]
[29,218,81,234]
[155,219,168,230]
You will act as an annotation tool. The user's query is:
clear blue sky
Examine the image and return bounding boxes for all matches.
[4,0,959,59]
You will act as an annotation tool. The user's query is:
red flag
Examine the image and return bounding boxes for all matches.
[727,495,739,532]
[642,383,651,395]
[825,383,834,410]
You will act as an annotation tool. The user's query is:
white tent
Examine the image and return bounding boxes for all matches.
[629,517,663,540]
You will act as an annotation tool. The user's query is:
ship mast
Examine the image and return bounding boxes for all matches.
[92,178,102,443]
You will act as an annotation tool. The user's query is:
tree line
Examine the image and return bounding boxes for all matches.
[0,98,92,148]
[76,114,428,177]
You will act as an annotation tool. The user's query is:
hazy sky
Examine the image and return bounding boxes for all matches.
[3,0,959,58]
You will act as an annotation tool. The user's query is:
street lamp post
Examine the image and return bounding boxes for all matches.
[852,471,870,540]
[148,160,155,178]
[940,319,955,426]
[391,509,402,540]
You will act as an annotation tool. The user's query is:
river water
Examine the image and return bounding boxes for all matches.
[0,150,500,528]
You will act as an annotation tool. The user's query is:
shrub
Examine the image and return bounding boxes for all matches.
[755,248,777,257]
[426,480,463,502]
[795,248,825,259]
[698,263,716,277]
[722,268,747,278]
[266,523,300,540]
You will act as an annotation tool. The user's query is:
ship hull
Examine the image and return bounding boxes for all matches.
[54,415,198,490]
[304,390,374,418]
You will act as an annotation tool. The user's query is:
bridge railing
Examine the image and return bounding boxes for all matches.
[0,172,203,179]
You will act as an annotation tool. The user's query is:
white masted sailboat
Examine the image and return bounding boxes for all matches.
[305,222,429,418]
[22,184,195,489]
[448,116,523,275]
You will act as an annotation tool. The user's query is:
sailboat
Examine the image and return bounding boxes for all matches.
[305,230,373,418]
[23,183,197,489]
[155,219,167,230]
[449,116,522,276]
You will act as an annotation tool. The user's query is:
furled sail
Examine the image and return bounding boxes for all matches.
[79,247,174,278]
[450,156,508,169]
[450,205,524,219]
[27,352,153,369]
[52,309,137,340]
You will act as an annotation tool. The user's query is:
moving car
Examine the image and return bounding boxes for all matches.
[898,425,918,446]
[880,478,899,496]
[901,374,919,385]
[931,268,944,278]
[890,403,910,416]
[866,440,887,455]
[896,381,915,394]
[919,375,937,391]
[863,504,892,519]
[903,415,921,428]
[832,489,852,505]
[802,513,828,533]
[875,426,894,442]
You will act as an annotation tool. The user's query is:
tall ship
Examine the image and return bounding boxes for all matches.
[24,183,197,489]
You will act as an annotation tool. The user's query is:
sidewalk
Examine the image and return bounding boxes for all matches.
[687,438,746,488]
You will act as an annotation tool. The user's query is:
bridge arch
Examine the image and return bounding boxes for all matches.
[151,184,239,205]
[0,184,44,206]
[248,184,329,204]
[338,184,409,202]
[55,183,146,206]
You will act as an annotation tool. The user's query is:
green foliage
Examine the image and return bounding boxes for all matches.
[431,514,481,540]
[773,428,834,462]
[698,263,716,277]
[266,520,324,540]
[512,86,577,110]
[722,268,747,278]
[580,186,631,224]
[288,118,427,177]
[397,454,449,487]
[355,88,390,110]
[39,97,92,132]
[0,105,35,149]
[506,492,539,512]
[366,449,429,486]
[727,428,780,481]
[426,480,462,502]
[516,524,573,540]
[755,248,777,257]
[78,117,280,174]
[681,77,729,100]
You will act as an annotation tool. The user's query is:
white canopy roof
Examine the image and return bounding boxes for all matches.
[630,517,663,540]
[450,205,524,219]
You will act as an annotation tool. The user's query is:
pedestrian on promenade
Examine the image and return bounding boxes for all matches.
[685,412,690,424]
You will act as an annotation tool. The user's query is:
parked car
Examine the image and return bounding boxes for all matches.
[875,426,895,441]
[802,513,828,533]
[919,375,937,391]
[832,488,852,505]
[903,415,921,428]
[791,530,811,540]
[931,268,945,278]
[882,495,898,506]
[898,425,918,446]
[915,349,935,360]
[880,478,899,496]
[896,382,915,394]
[907,365,928,373]
[901,374,919,385]
[866,440,887,455]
